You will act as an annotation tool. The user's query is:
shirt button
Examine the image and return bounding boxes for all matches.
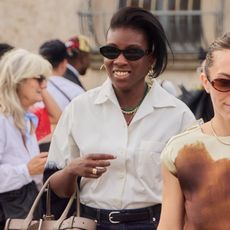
[119,173,124,179]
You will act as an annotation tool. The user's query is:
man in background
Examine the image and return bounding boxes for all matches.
[39,39,84,111]
[39,39,84,219]
[64,35,91,90]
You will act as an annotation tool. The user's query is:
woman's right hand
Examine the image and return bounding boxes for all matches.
[27,152,48,176]
[64,153,116,178]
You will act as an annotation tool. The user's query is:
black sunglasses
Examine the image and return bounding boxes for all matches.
[100,45,150,61]
[33,75,46,84]
[207,77,230,92]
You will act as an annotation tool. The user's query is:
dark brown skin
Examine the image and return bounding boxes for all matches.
[49,153,116,197]
[66,153,116,178]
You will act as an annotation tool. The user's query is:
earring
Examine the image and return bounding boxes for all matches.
[146,65,154,85]
[100,64,106,70]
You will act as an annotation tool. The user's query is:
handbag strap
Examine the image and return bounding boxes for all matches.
[53,190,76,229]
[49,78,72,102]
[76,184,80,217]
[22,178,50,229]
[53,179,81,228]
[45,184,54,220]
[21,175,80,229]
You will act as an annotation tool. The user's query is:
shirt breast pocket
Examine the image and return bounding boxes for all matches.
[137,140,166,189]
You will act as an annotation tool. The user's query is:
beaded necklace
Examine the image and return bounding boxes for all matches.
[121,84,150,115]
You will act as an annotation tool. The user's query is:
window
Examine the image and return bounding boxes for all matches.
[119,0,202,54]
[78,0,223,56]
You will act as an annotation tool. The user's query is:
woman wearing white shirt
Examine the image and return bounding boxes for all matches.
[0,49,51,228]
[47,7,195,229]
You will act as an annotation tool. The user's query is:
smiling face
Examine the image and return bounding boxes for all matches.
[104,27,154,94]
[201,49,230,120]
[17,77,47,109]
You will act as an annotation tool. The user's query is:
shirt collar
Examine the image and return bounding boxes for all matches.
[94,78,117,105]
[24,112,39,128]
[67,63,80,77]
[94,78,176,109]
[24,112,38,140]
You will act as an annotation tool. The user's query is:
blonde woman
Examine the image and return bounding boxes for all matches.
[0,49,52,228]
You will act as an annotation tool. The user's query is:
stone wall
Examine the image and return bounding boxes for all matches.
[0,0,84,52]
[0,0,229,91]
[0,0,106,89]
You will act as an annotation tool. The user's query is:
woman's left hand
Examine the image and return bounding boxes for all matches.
[27,152,48,175]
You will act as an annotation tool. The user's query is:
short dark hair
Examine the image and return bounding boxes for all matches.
[108,7,171,78]
[39,39,68,68]
[0,43,14,59]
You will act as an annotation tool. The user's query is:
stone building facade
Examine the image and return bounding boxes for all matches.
[0,0,229,90]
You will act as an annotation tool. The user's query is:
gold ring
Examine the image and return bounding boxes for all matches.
[92,168,97,175]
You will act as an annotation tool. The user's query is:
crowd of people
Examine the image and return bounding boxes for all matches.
[0,35,91,229]
[0,6,229,230]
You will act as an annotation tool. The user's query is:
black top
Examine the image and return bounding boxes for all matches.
[64,67,85,90]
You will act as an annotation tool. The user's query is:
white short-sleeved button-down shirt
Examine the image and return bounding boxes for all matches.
[47,79,195,209]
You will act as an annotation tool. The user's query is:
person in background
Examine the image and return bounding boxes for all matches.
[46,7,195,229]
[0,48,51,228]
[39,39,85,218]
[0,43,14,59]
[39,39,84,111]
[31,87,62,151]
[34,39,86,149]
[158,32,230,230]
[64,35,91,90]
[158,79,179,97]
[179,49,214,122]
[0,43,61,148]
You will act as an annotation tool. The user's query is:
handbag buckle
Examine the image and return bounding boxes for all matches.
[43,214,55,220]
[109,211,120,224]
